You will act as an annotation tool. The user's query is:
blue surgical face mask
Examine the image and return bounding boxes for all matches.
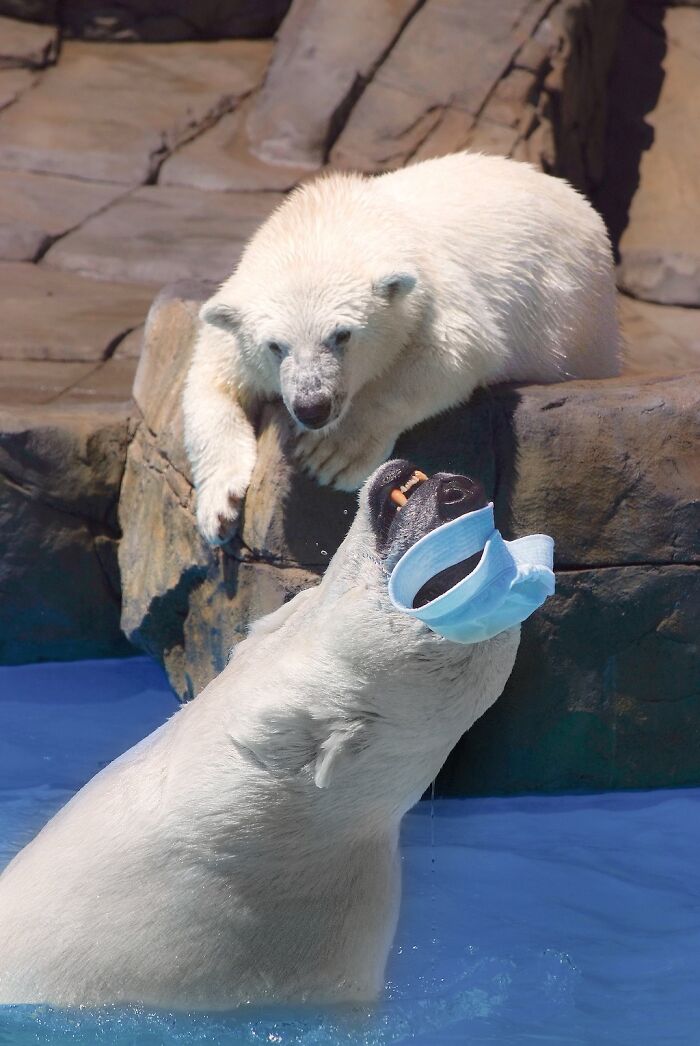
[388,504,555,644]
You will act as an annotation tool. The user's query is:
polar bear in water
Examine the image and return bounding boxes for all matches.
[0,461,519,1010]
[184,151,620,545]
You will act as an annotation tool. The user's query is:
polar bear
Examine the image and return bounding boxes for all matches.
[184,151,621,544]
[0,461,519,1010]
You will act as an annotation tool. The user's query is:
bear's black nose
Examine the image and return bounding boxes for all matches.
[292,395,333,430]
[436,474,487,521]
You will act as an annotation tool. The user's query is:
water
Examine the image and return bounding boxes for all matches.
[1,658,699,1045]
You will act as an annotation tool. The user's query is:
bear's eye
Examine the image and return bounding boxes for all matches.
[268,341,284,357]
[331,328,351,349]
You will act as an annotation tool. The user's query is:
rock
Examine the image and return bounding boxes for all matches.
[619,295,700,377]
[0,402,135,664]
[393,375,699,572]
[0,15,57,67]
[438,565,700,795]
[43,186,283,286]
[58,0,292,41]
[0,359,101,405]
[479,67,538,128]
[0,170,125,262]
[617,7,700,306]
[408,108,475,164]
[0,67,35,110]
[246,0,418,169]
[330,0,550,171]
[112,326,144,360]
[0,261,154,360]
[0,2,55,22]
[160,100,308,193]
[541,0,625,192]
[58,357,139,406]
[0,39,271,183]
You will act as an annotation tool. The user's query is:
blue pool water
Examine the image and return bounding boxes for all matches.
[1,659,699,1045]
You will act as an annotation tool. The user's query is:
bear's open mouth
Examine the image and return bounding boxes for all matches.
[368,460,430,546]
[368,459,488,608]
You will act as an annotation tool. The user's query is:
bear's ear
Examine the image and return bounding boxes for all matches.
[200,302,242,334]
[313,719,367,789]
[373,272,417,302]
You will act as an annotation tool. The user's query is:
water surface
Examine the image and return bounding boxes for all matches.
[1,658,698,1044]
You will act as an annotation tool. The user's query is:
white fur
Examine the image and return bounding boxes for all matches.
[0,479,519,1010]
[184,152,621,544]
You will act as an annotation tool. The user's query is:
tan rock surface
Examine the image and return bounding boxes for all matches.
[0,66,35,110]
[0,261,154,360]
[44,186,283,285]
[0,170,125,262]
[247,0,418,169]
[160,100,308,192]
[0,39,271,183]
[0,15,57,68]
[112,325,144,360]
[617,7,700,305]
[330,0,549,171]
[0,360,99,405]
[619,295,700,377]
[57,357,139,405]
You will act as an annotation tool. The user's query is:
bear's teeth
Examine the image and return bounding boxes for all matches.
[399,470,428,496]
[391,470,428,510]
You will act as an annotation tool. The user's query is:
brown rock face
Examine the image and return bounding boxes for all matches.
[160,101,309,193]
[616,7,700,306]
[619,295,700,377]
[0,40,271,184]
[246,0,419,170]
[329,0,551,172]
[0,171,125,264]
[0,0,291,39]
[0,262,153,359]
[44,186,284,287]
[439,565,700,795]
[0,14,57,67]
[0,403,134,663]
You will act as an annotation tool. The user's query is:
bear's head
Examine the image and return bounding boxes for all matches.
[242,460,519,804]
[202,269,419,431]
[199,175,423,432]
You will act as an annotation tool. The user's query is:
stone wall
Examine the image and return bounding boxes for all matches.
[0,404,134,662]
[0,1,292,40]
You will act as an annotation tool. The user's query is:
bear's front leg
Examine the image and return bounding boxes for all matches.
[183,344,259,546]
[296,412,401,491]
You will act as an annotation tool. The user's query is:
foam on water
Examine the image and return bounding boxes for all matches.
[1,658,699,1045]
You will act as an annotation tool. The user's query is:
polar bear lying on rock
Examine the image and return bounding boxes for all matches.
[185,151,620,545]
[0,461,519,1010]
